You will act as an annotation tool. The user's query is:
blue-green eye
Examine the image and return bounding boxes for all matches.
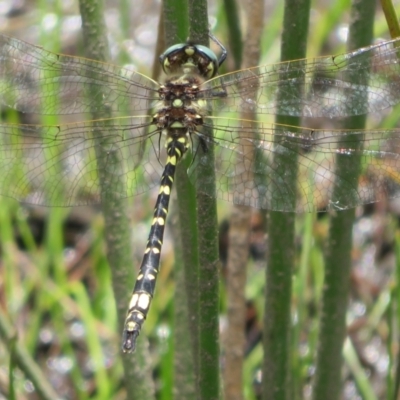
[159,43,187,65]
[191,44,219,70]
[159,43,219,78]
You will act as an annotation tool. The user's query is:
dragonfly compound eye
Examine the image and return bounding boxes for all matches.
[159,43,219,78]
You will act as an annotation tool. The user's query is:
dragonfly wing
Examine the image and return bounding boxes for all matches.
[203,38,400,118]
[189,117,400,212]
[0,34,159,117]
[0,116,166,206]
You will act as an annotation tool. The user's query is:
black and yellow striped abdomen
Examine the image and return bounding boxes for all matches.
[122,133,189,353]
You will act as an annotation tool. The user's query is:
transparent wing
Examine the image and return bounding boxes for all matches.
[2,115,399,211]
[189,117,400,212]
[0,34,159,116]
[0,116,167,206]
[201,38,400,118]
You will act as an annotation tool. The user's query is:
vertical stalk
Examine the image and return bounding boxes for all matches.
[264,0,310,400]
[312,0,375,399]
[78,0,154,398]
[188,1,220,398]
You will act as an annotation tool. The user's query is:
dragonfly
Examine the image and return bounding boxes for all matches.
[1,34,400,352]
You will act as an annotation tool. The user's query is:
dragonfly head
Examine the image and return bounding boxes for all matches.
[159,43,219,79]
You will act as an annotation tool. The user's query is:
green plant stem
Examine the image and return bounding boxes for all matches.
[381,0,400,39]
[263,0,310,399]
[311,0,375,399]
[187,1,220,399]
[223,0,242,70]
[175,155,199,398]
[78,0,154,398]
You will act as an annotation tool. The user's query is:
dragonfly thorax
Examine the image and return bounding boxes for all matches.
[154,76,206,132]
[159,76,202,102]
[153,101,204,131]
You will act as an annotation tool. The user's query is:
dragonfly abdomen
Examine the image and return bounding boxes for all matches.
[122,131,189,353]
